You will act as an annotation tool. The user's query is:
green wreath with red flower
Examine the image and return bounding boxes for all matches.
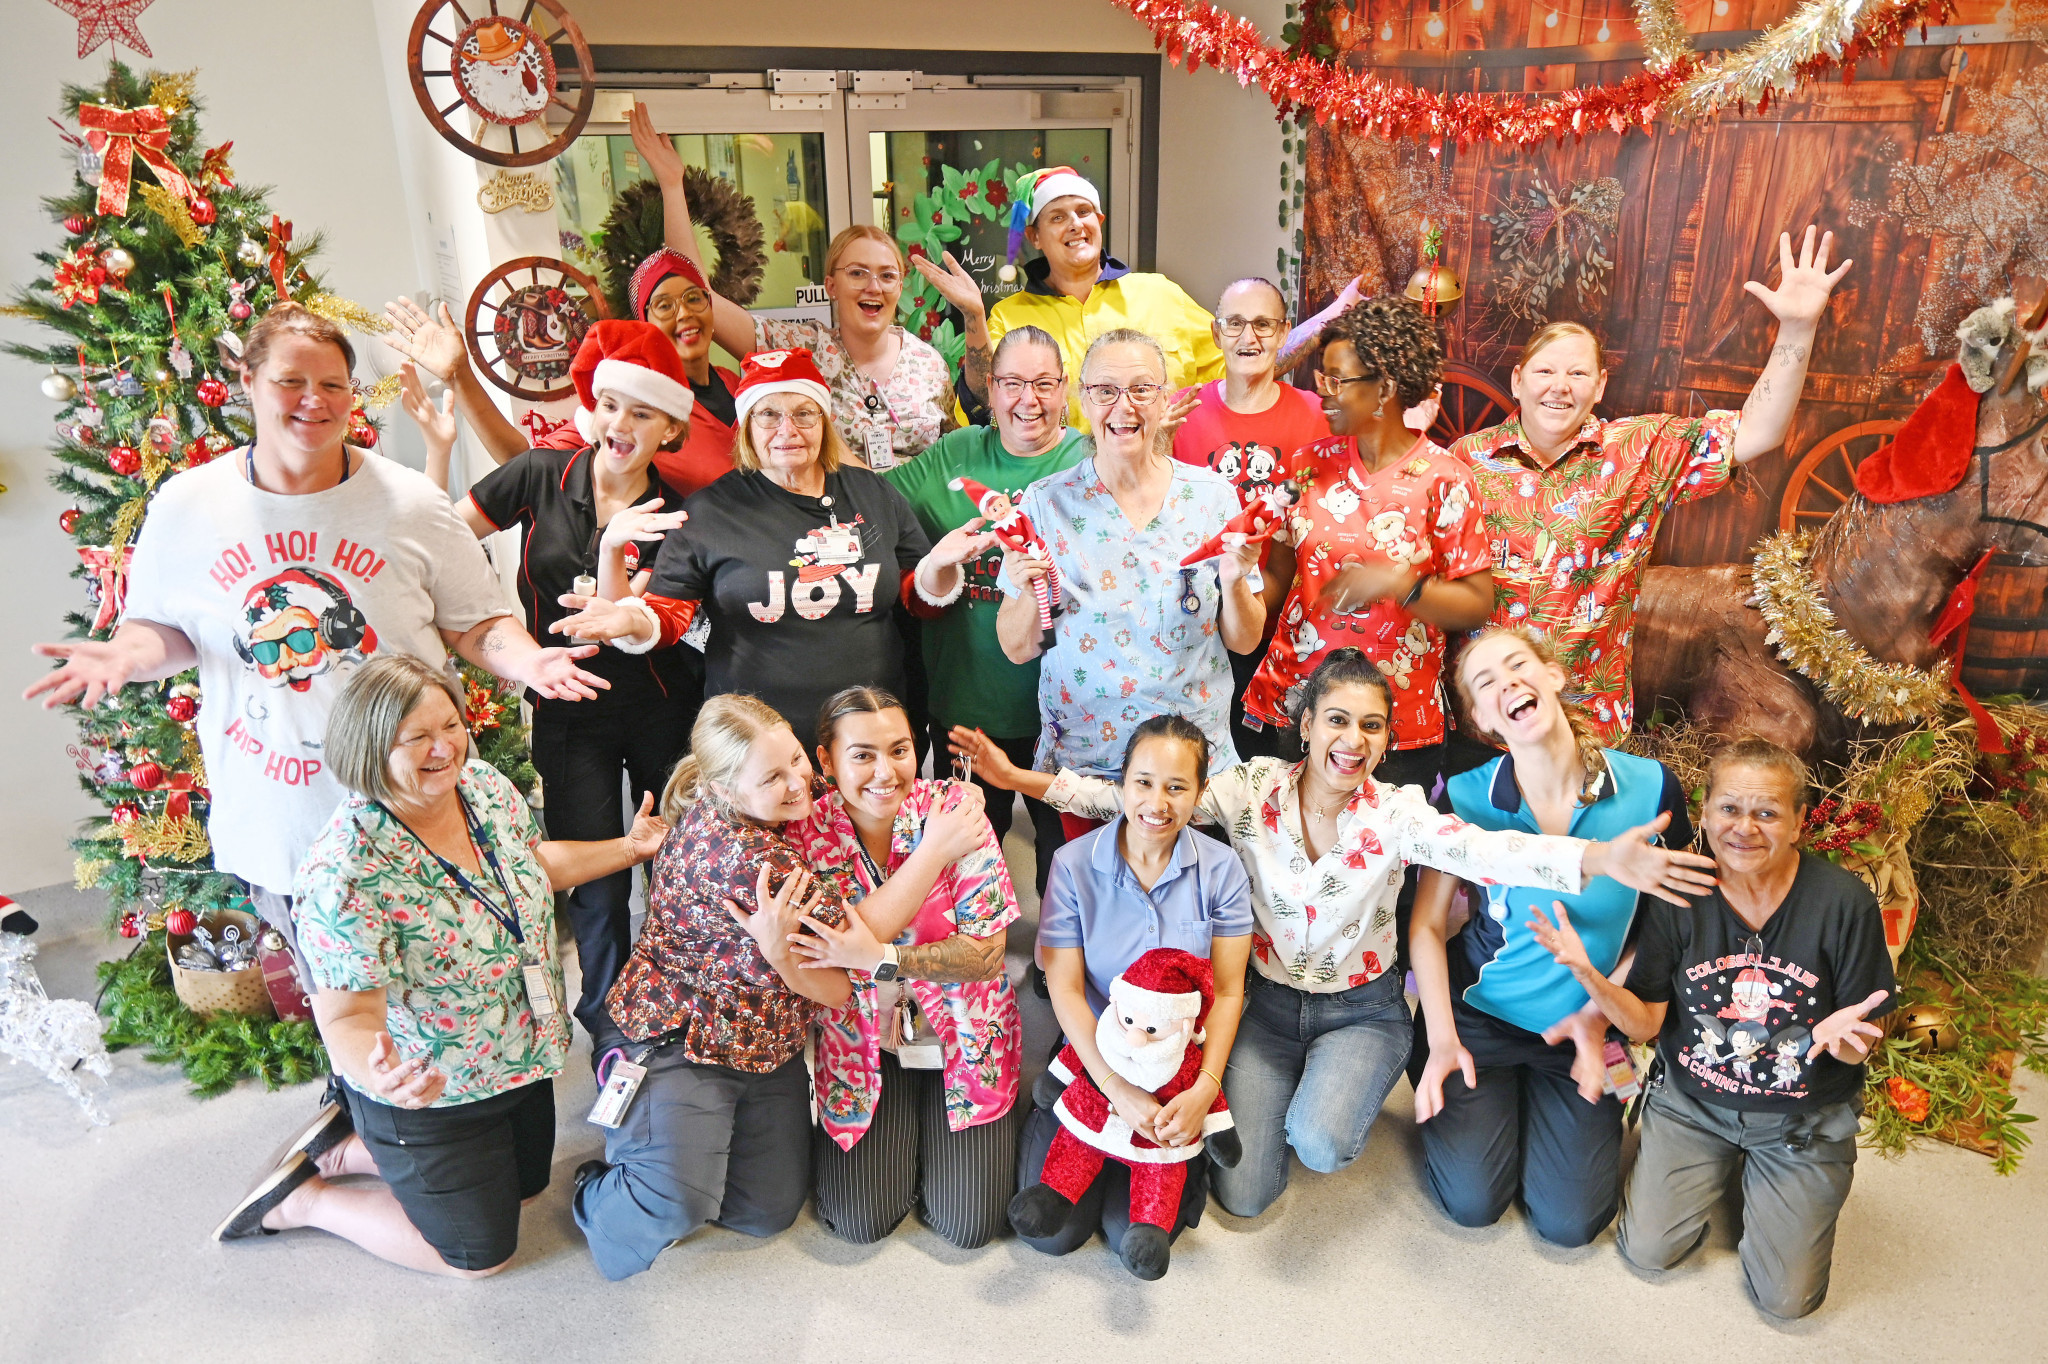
[893,158,1036,371]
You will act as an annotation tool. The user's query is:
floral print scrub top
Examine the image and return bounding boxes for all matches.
[1012,456,1243,777]
[1044,756,1588,992]
[753,317,951,466]
[293,760,568,1106]
[786,779,1022,1149]
[1449,411,1739,741]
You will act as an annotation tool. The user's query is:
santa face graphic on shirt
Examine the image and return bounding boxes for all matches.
[237,568,378,693]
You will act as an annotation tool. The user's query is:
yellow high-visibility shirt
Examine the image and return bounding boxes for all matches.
[960,257,1226,427]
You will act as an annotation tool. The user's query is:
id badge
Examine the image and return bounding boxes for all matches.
[864,427,896,470]
[588,1059,647,1128]
[521,962,560,1021]
[1602,1038,1641,1101]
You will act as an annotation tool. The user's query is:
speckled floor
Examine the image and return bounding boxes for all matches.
[4,817,2043,1364]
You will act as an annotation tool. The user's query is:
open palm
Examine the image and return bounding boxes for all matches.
[1743,226,1852,328]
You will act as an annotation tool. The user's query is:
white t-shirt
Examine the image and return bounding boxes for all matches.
[122,453,511,892]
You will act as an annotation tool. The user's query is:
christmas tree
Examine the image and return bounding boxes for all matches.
[5,61,532,1095]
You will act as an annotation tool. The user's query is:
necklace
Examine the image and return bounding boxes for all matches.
[1300,784,1342,820]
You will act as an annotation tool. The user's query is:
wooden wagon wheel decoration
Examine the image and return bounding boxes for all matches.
[1427,361,1515,447]
[1778,419,1904,532]
[465,256,610,401]
[407,0,595,168]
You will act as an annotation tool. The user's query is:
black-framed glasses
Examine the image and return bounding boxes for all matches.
[1218,316,1283,338]
[249,628,318,665]
[1080,382,1165,407]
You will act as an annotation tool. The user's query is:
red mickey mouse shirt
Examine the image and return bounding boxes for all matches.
[1170,380,1330,583]
[1242,434,1490,747]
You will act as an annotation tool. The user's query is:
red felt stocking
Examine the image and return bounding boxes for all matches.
[1040,1127,1107,1203]
[1125,1161,1188,1232]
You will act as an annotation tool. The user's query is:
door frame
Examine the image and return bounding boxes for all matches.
[574,45,1164,268]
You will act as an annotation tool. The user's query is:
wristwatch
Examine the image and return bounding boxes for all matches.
[872,944,901,982]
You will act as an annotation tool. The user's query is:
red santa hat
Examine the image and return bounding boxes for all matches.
[1108,948,1213,1026]
[627,248,709,325]
[946,475,1012,517]
[1852,363,1981,504]
[571,320,695,442]
[733,348,832,426]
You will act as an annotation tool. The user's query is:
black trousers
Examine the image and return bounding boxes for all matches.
[1013,1092,1208,1255]
[529,681,696,1049]
[929,722,1065,896]
[1228,643,1279,760]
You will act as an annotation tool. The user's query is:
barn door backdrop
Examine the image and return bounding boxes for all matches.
[1301,1,2048,697]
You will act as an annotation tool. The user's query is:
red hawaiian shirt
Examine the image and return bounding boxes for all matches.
[1448,411,1739,741]
[1243,434,1490,748]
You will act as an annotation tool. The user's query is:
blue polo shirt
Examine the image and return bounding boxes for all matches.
[1039,815,1254,1016]
[1441,749,1691,1040]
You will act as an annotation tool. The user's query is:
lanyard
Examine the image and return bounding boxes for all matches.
[246,441,352,489]
[376,793,526,950]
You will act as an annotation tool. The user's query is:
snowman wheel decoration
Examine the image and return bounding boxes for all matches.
[464,255,610,400]
[406,0,595,168]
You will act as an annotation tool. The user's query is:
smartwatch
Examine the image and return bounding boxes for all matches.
[1402,574,1429,608]
[871,944,901,982]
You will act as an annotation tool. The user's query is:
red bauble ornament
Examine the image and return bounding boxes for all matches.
[181,437,209,465]
[164,908,198,937]
[196,377,231,407]
[73,424,98,447]
[64,213,93,236]
[350,419,378,449]
[111,801,143,826]
[59,508,80,534]
[189,195,217,227]
[117,913,143,939]
[165,694,198,723]
[107,444,142,476]
[127,760,165,791]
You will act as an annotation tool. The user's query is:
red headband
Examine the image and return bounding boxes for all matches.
[628,249,709,323]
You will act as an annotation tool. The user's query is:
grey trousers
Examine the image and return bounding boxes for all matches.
[1617,1079,1860,1320]
[573,1047,811,1281]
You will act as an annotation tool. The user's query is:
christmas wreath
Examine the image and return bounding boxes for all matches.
[596,170,765,319]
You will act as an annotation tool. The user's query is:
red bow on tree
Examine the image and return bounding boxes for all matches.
[77,102,193,217]
[77,545,132,634]
[161,772,209,820]
[266,214,293,299]
[1929,549,2008,754]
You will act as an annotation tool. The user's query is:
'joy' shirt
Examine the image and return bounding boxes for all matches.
[1627,852,1895,1113]
[645,466,930,735]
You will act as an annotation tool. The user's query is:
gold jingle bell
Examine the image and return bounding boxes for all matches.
[1404,264,1463,307]
[1893,1003,1960,1053]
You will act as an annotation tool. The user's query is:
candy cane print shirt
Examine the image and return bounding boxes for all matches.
[121,453,511,892]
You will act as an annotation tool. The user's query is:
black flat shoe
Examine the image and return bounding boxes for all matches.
[257,1100,353,1178]
[574,1158,609,1197]
[214,1150,317,1242]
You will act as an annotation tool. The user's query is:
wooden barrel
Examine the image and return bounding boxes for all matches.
[1961,557,2048,701]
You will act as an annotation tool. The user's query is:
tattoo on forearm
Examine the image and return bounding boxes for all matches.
[963,342,992,397]
[896,933,1001,984]
[1768,342,1809,367]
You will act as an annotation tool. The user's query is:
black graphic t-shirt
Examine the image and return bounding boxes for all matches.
[1627,852,1896,1112]
[647,466,930,734]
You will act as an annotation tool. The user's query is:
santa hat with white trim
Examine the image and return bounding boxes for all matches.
[732,348,832,425]
[571,319,695,442]
[1107,948,1213,1026]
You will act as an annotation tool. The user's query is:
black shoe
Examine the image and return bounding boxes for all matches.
[257,1100,353,1179]
[574,1159,609,1197]
[214,1150,316,1242]
[320,1073,346,1108]
[1118,1222,1172,1280]
[1007,1183,1073,1239]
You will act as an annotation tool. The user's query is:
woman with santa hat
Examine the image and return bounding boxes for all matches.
[396,319,702,1058]
[549,348,994,738]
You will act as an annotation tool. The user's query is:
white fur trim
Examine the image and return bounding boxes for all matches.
[1109,973,1202,1022]
[605,596,661,654]
[593,358,695,422]
[1049,1051,1078,1084]
[734,377,830,424]
[913,558,967,609]
[1030,171,1101,223]
[573,405,596,442]
[1201,1110,1235,1136]
[1053,1096,1203,1166]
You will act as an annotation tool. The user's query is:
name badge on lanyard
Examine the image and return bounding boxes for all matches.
[864,426,896,471]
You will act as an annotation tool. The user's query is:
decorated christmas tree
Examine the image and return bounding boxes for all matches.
[5,61,532,1095]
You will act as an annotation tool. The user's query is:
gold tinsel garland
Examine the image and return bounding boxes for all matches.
[148,70,198,116]
[357,373,402,409]
[1751,530,1955,725]
[1666,0,1952,120]
[303,292,390,335]
[137,182,203,249]
[1630,0,1696,73]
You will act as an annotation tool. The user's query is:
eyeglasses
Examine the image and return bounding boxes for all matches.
[749,405,824,430]
[1314,372,1380,397]
[835,266,903,289]
[645,287,710,320]
[991,376,1065,398]
[1079,382,1165,407]
[1218,316,1283,338]
[249,628,318,665]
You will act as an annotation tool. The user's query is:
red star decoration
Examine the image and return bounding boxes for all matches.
[48,0,154,57]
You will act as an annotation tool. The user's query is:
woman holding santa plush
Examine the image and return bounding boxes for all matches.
[955,647,1715,1220]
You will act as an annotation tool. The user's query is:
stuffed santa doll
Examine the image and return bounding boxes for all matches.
[1009,948,1240,1281]
[949,476,1060,650]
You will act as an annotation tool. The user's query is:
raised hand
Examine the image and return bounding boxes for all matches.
[621,792,670,862]
[1413,1040,1476,1123]
[1584,812,1720,905]
[910,250,988,319]
[1743,226,1852,330]
[1807,988,1891,1062]
[946,726,1020,790]
[398,362,455,455]
[382,296,469,382]
[1153,387,1202,456]
[600,497,688,554]
[627,100,686,189]
[523,645,610,701]
[928,515,998,569]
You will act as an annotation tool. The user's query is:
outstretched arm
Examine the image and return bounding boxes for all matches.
[1730,226,1852,465]
[383,297,530,466]
[1528,902,1668,1043]
[1273,274,1363,375]
[630,101,757,362]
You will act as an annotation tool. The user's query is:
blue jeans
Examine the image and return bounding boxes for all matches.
[1212,967,1413,1217]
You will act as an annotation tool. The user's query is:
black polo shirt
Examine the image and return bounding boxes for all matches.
[466,446,694,705]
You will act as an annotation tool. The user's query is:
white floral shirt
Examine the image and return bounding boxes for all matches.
[753,317,950,464]
[1045,756,1586,993]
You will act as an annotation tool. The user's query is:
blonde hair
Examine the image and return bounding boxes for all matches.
[660,692,792,823]
[326,655,467,806]
[823,224,906,278]
[1515,321,1606,375]
[729,399,847,474]
[1453,625,1611,807]
[243,300,356,377]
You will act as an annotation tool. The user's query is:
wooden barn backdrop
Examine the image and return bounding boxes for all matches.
[1297,0,2048,697]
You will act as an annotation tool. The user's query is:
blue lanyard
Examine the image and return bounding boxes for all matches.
[377,793,525,949]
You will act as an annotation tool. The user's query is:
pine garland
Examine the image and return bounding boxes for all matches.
[96,938,327,1097]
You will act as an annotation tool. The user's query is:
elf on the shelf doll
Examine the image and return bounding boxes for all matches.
[1010,948,1241,1280]
[949,475,1060,649]
[1179,481,1299,592]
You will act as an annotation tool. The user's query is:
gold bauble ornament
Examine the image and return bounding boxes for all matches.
[100,245,136,282]
[1894,1003,1961,1053]
[1404,264,1464,307]
[236,237,264,267]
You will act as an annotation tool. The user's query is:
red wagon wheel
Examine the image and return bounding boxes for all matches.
[1428,361,1515,447]
[1778,419,1904,533]
[465,256,610,401]
[407,0,595,168]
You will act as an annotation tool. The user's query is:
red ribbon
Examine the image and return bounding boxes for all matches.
[162,773,208,820]
[1929,549,2007,753]
[77,103,193,218]
[267,214,293,299]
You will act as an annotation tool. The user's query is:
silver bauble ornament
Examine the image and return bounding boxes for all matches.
[236,238,264,267]
[40,369,77,402]
[100,245,135,281]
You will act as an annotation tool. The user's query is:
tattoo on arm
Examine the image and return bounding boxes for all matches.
[479,618,510,654]
[963,342,992,398]
[1769,342,1809,367]
[896,932,1003,984]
